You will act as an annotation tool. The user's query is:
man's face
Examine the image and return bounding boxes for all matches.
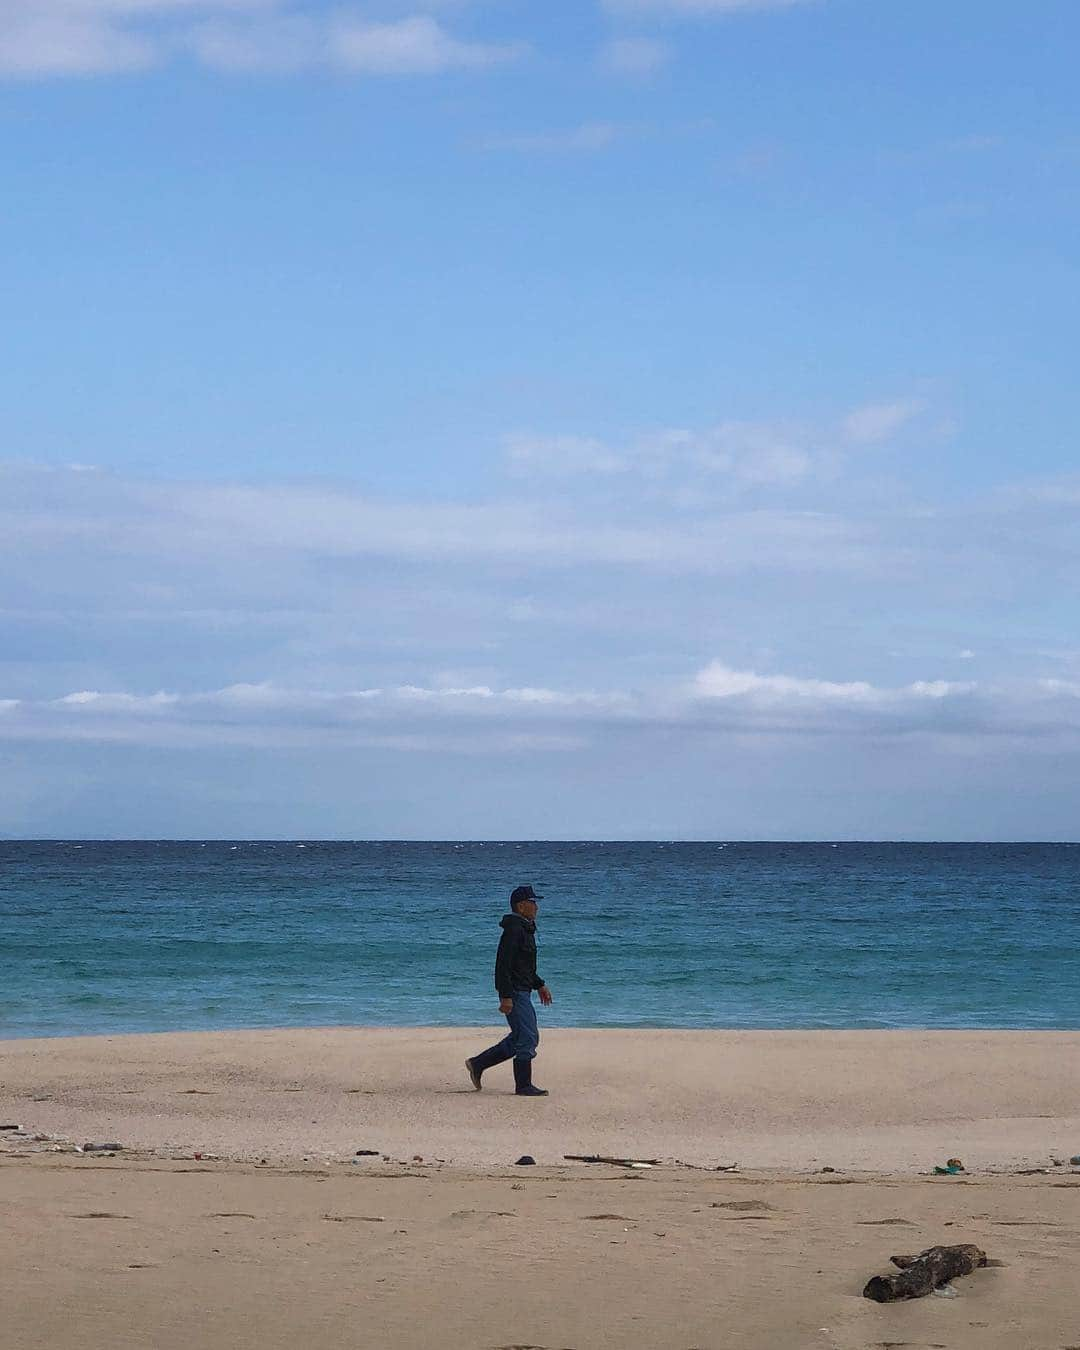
[516,899,539,922]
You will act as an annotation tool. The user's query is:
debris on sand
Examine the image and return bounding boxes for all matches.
[863,1243,987,1302]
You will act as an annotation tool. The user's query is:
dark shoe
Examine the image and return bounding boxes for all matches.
[466,1043,512,1091]
[513,1057,548,1097]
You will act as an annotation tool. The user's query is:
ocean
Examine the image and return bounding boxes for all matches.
[2,840,1078,1038]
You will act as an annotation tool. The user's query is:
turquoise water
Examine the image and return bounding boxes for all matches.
[2,841,1079,1037]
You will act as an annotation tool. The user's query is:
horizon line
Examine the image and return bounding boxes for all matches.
[3,838,1078,847]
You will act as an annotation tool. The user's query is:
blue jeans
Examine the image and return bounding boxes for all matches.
[489,990,539,1061]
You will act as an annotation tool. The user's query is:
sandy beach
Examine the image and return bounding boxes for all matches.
[3,1028,1080,1348]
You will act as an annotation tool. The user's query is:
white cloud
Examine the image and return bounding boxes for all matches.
[0,462,871,576]
[843,398,927,446]
[1038,678,1080,697]
[693,661,978,709]
[0,2,521,77]
[506,433,628,476]
[694,661,877,702]
[0,8,156,74]
[507,395,938,498]
[57,689,179,709]
[331,16,518,75]
[186,12,320,72]
[4,450,1080,783]
[908,680,960,698]
[2,663,1077,755]
[481,122,622,153]
[599,36,671,75]
[0,677,634,752]
[507,423,815,486]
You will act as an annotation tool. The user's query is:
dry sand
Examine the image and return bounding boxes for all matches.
[3,1028,1080,1348]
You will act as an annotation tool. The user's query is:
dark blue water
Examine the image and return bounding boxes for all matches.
[2,841,1079,1037]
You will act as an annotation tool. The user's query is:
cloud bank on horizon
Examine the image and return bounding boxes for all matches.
[4,438,1080,835]
[7,664,1080,753]
[3,0,1079,837]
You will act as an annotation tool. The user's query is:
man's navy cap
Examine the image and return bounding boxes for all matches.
[510,884,543,905]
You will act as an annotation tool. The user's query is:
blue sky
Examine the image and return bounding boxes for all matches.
[2,0,1079,838]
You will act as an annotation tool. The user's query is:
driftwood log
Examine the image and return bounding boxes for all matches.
[563,1154,661,1167]
[863,1243,987,1302]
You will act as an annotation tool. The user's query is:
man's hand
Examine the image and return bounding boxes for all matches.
[539,984,553,1006]
[499,997,513,1016]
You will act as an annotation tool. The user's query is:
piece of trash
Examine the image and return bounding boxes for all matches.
[1070,1155,1080,1167]
[82,1142,123,1153]
[515,1155,536,1166]
[1051,1157,1065,1166]
[932,1283,959,1298]
[0,1124,21,1132]
[412,1155,423,1163]
[933,1160,965,1175]
[863,1243,987,1303]
[820,1166,837,1174]
[355,1149,380,1157]
[629,1162,652,1169]
[193,1153,203,1161]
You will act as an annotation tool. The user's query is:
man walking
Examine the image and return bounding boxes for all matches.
[465,884,553,1097]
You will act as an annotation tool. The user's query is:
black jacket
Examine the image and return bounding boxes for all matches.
[494,912,545,998]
